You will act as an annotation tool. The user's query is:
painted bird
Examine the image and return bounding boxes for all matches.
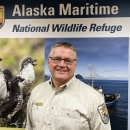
[17,57,37,99]
[0,69,7,101]
[0,76,25,121]
[0,58,7,102]
[0,68,13,102]
[3,68,13,96]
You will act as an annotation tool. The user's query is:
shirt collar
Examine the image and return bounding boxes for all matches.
[49,76,76,90]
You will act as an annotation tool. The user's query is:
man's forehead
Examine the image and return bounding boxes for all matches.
[52,46,74,52]
[52,47,74,54]
[50,46,76,59]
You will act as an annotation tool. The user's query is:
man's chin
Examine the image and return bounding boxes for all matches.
[56,71,67,75]
[55,76,68,82]
[56,77,66,80]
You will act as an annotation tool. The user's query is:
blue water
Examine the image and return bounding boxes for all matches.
[87,79,128,130]
[45,78,128,130]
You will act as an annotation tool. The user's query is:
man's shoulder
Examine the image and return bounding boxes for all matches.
[75,78,92,89]
[75,78,103,97]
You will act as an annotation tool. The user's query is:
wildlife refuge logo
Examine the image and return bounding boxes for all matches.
[0,6,4,29]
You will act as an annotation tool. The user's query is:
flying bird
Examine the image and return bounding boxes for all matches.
[17,57,37,99]
[0,76,25,121]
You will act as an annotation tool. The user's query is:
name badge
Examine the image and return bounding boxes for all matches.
[34,102,43,106]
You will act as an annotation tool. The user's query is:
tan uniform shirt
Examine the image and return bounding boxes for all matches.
[25,77,111,130]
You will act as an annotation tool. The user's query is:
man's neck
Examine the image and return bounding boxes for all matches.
[51,79,67,90]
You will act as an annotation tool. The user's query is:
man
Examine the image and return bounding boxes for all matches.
[25,41,111,130]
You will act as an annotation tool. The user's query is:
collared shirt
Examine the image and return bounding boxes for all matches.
[25,77,111,130]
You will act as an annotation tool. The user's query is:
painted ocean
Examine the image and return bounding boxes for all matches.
[45,77,128,130]
[86,79,128,130]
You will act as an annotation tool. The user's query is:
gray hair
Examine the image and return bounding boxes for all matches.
[48,41,78,60]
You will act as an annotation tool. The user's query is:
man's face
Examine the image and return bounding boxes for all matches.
[48,46,77,84]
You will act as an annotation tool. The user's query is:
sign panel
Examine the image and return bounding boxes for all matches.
[0,0,129,130]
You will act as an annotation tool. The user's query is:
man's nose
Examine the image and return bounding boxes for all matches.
[58,59,66,66]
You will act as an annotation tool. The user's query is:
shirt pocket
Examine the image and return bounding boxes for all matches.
[31,103,46,128]
[57,109,80,130]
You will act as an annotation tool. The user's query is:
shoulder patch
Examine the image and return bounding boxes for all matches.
[98,103,109,124]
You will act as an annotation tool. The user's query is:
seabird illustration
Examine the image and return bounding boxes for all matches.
[0,69,7,101]
[0,76,25,121]
[17,57,37,99]
[3,68,13,96]
[0,68,13,102]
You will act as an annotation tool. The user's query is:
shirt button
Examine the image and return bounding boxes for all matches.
[55,93,58,95]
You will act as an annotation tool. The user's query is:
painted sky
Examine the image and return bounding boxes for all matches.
[45,38,128,80]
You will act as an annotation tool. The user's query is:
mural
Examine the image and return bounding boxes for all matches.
[0,38,44,128]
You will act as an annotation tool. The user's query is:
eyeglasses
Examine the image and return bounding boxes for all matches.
[49,57,76,65]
